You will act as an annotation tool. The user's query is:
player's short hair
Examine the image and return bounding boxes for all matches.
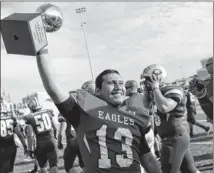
[125,80,138,88]
[95,69,120,89]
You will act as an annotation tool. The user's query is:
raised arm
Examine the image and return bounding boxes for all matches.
[36,47,68,104]
[36,47,81,127]
[152,88,178,113]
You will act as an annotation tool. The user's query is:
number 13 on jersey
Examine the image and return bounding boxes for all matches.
[85,125,134,169]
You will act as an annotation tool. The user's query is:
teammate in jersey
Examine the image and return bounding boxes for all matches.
[125,80,156,156]
[58,113,84,173]
[125,80,159,173]
[205,57,213,103]
[25,97,58,173]
[0,100,28,173]
[184,89,210,137]
[188,76,213,123]
[141,64,200,173]
[35,47,162,173]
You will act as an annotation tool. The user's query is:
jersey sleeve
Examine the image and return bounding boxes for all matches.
[163,85,184,104]
[55,95,80,128]
[139,134,151,156]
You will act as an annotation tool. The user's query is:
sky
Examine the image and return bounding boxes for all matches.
[1,2,213,103]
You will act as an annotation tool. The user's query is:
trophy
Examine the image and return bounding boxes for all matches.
[1,4,63,56]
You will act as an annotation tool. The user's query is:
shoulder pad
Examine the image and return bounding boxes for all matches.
[161,84,184,103]
[161,84,183,94]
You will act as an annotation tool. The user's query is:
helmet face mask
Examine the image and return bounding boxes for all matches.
[28,97,42,112]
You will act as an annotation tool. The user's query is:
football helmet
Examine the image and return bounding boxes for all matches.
[27,97,42,112]
[188,77,207,99]
[182,81,189,91]
[81,80,95,94]
[1,102,7,114]
[0,99,10,114]
[141,64,167,85]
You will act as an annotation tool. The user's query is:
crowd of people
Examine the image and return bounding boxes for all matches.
[0,49,213,173]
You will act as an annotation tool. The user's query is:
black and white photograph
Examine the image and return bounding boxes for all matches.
[1,2,213,173]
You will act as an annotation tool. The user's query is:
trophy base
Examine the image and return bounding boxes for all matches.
[1,13,48,56]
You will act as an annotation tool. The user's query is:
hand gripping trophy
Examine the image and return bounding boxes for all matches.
[1,3,63,56]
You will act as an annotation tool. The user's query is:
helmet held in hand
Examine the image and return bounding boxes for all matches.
[141,64,167,86]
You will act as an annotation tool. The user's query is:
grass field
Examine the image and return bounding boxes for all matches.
[14,108,213,173]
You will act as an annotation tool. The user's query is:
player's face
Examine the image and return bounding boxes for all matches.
[125,82,137,96]
[28,99,37,112]
[96,73,126,106]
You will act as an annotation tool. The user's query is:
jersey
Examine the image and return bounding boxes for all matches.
[125,92,152,128]
[198,96,213,120]
[58,113,76,142]
[125,93,145,109]
[185,91,196,115]
[206,76,213,102]
[157,84,186,117]
[25,109,54,141]
[0,115,17,145]
[156,84,187,138]
[56,90,150,173]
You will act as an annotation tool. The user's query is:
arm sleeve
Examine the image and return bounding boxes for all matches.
[163,88,184,104]
[55,95,80,128]
[140,134,151,156]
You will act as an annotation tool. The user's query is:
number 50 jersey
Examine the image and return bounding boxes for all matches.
[25,109,55,141]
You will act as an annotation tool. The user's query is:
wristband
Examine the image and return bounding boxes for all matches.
[152,87,159,91]
[37,48,48,55]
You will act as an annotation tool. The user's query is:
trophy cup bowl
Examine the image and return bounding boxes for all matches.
[36,4,63,32]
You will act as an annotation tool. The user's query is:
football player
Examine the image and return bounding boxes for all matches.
[125,80,156,156]
[35,46,162,173]
[0,98,28,173]
[25,97,58,173]
[125,80,159,173]
[188,77,213,123]
[205,57,213,103]
[141,64,200,173]
[184,88,210,137]
[58,113,84,173]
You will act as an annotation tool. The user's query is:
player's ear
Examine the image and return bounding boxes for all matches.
[95,88,101,96]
